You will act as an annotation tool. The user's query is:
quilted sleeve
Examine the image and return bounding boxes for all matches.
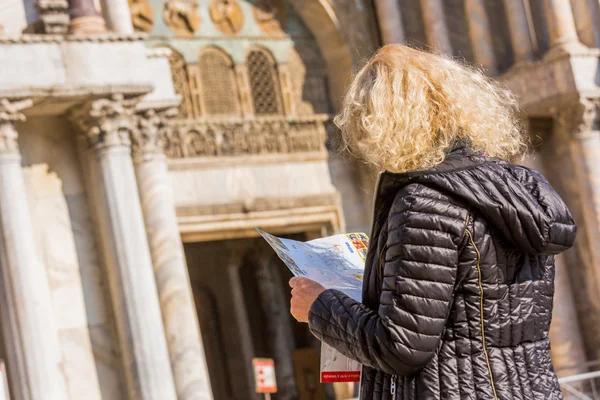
[308,183,468,376]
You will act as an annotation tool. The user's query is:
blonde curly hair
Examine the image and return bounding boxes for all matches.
[334,45,526,173]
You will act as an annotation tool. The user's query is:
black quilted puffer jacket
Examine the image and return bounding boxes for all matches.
[308,146,576,399]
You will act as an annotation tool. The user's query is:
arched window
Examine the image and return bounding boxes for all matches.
[165,47,195,119]
[246,48,283,115]
[198,47,241,116]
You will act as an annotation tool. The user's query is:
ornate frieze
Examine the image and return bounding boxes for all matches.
[70,94,139,150]
[131,107,178,161]
[164,116,329,158]
[163,0,201,37]
[0,98,32,154]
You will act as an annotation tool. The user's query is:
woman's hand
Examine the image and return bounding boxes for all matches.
[289,277,326,323]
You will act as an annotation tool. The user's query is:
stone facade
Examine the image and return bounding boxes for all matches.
[0,0,597,399]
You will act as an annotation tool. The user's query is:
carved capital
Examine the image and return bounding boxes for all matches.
[70,94,139,151]
[35,0,69,34]
[131,107,178,162]
[0,99,33,155]
[555,98,600,139]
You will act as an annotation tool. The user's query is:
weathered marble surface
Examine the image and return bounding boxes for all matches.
[23,164,102,400]
[19,116,125,400]
[2,0,28,36]
[135,156,213,400]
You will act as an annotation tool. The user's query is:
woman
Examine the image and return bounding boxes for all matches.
[289,45,575,399]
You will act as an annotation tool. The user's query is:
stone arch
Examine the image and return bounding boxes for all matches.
[245,46,284,116]
[197,46,242,116]
[286,0,353,111]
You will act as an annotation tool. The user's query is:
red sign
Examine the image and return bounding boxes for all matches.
[321,371,361,383]
[252,358,277,393]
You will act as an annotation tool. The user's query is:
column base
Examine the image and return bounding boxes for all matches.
[70,16,107,34]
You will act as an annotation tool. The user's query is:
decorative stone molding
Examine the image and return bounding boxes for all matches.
[0,33,147,44]
[70,94,140,150]
[163,0,201,37]
[131,107,178,162]
[164,115,329,158]
[0,99,33,154]
[35,0,69,34]
[555,98,600,138]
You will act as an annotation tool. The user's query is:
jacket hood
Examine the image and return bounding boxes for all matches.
[382,153,577,255]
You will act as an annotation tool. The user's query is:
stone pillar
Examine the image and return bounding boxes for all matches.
[502,0,535,62]
[253,251,297,400]
[0,99,69,400]
[465,0,497,74]
[543,0,579,48]
[374,0,405,44]
[67,0,106,33]
[553,99,600,362]
[99,0,134,33]
[523,120,587,376]
[70,95,177,400]
[130,107,213,400]
[419,0,452,54]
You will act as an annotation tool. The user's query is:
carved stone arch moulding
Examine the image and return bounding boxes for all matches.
[197,46,242,116]
[161,46,197,118]
[245,46,284,116]
[163,0,201,37]
[208,0,245,35]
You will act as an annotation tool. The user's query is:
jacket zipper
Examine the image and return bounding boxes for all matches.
[464,227,498,400]
[390,374,397,397]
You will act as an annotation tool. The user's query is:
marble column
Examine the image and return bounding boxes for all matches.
[502,0,535,62]
[0,99,70,400]
[553,99,600,362]
[522,121,587,376]
[374,0,405,44]
[419,0,452,54]
[543,0,579,47]
[99,0,134,33]
[67,0,106,33]
[130,107,213,400]
[70,95,177,400]
[570,0,600,47]
[465,0,497,74]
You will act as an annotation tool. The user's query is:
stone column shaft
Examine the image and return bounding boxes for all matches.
[543,0,578,47]
[553,99,600,362]
[99,0,134,33]
[67,0,106,33]
[502,0,535,62]
[419,0,452,54]
[0,99,69,400]
[374,0,405,44]
[465,0,497,74]
[71,95,177,400]
[131,108,213,400]
[521,128,587,375]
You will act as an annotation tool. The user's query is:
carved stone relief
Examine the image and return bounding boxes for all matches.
[252,0,286,35]
[0,98,32,154]
[164,117,328,158]
[129,0,155,33]
[131,107,178,161]
[163,0,201,37]
[208,0,244,35]
[69,94,139,150]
